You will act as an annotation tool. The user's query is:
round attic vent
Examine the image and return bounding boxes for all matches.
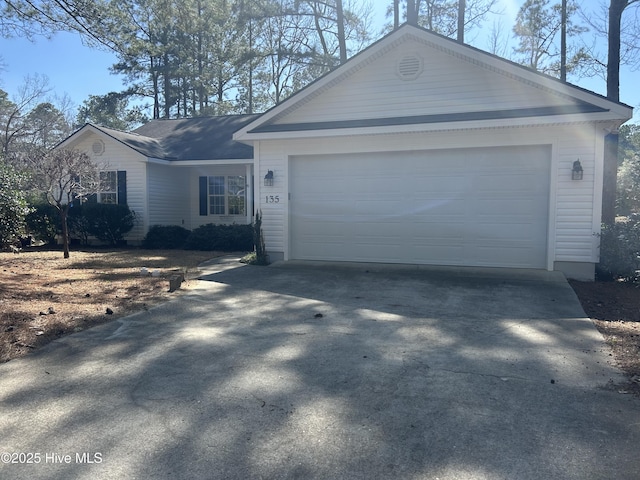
[397,54,423,81]
[92,140,105,156]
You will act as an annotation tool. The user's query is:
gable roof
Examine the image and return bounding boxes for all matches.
[234,24,633,141]
[62,114,259,161]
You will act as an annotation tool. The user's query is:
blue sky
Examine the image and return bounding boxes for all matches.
[0,0,637,122]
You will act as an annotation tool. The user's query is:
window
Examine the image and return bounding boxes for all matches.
[99,171,118,204]
[206,175,246,216]
[228,176,246,215]
[79,170,126,205]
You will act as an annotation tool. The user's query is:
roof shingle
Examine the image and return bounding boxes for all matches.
[94,114,259,161]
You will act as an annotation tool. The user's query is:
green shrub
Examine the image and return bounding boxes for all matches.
[184,223,253,251]
[68,204,92,245]
[25,203,60,245]
[597,219,640,281]
[142,225,191,249]
[0,164,32,247]
[82,203,136,246]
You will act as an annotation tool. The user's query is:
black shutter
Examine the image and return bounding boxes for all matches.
[199,176,208,216]
[117,171,127,205]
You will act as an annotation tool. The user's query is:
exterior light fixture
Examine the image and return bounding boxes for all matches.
[571,160,583,180]
[264,170,274,186]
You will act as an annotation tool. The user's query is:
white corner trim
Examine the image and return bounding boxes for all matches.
[592,124,605,263]
[547,141,559,272]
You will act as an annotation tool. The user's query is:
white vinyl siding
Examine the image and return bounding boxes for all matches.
[75,133,147,241]
[554,126,599,262]
[147,163,190,229]
[276,38,579,126]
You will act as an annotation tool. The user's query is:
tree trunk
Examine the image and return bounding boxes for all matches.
[60,208,70,259]
[602,0,628,226]
[163,52,172,119]
[607,0,626,102]
[336,0,347,64]
[394,0,399,29]
[560,0,567,81]
[457,0,465,43]
[407,0,418,25]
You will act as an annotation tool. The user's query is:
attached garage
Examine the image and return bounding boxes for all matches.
[234,24,633,280]
[290,146,550,268]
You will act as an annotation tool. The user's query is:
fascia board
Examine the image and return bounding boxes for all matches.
[163,159,254,167]
[239,112,629,141]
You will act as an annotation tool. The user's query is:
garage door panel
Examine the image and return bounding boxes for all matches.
[290,146,550,268]
[411,199,468,217]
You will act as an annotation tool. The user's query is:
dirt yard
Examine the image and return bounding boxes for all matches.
[569,279,640,395]
[1,250,639,397]
[0,248,220,363]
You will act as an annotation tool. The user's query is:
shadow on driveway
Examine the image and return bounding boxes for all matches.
[1,260,638,480]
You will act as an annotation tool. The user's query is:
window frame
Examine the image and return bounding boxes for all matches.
[206,175,246,216]
[99,170,118,204]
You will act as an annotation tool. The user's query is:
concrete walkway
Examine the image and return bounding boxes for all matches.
[1,258,638,479]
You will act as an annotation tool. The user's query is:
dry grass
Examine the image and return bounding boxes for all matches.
[0,248,221,363]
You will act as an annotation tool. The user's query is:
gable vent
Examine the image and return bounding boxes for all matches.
[397,54,423,81]
[92,140,105,156]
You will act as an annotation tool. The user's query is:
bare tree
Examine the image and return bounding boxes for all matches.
[28,149,102,258]
[487,18,509,57]
[0,75,51,160]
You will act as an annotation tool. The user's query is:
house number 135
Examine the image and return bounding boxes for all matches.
[265,195,280,203]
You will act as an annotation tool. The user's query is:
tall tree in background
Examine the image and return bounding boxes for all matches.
[104,0,370,118]
[602,0,640,226]
[389,0,497,39]
[1,0,124,52]
[407,0,418,25]
[458,0,466,42]
[0,77,72,163]
[512,0,586,76]
[0,76,50,159]
[607,0,639,102]
[393,0,400,29]
[76,91,148,130]
[336,0,347,63]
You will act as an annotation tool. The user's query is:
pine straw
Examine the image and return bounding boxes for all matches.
[0,248,220,363]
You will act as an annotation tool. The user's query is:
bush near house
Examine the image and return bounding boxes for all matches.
[142,225,192,249]
[597,218,640,281]
[82,203,136,246]
[25,203,136,247]
[183,224,253,252]
[25,203,60,245]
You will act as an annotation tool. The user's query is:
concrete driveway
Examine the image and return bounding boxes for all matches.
[1,258,639,480]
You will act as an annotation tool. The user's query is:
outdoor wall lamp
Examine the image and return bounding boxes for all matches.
[572,160,583,180]
[264,170,274,186]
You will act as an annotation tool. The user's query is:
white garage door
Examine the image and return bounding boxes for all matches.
[290,145,550,268]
